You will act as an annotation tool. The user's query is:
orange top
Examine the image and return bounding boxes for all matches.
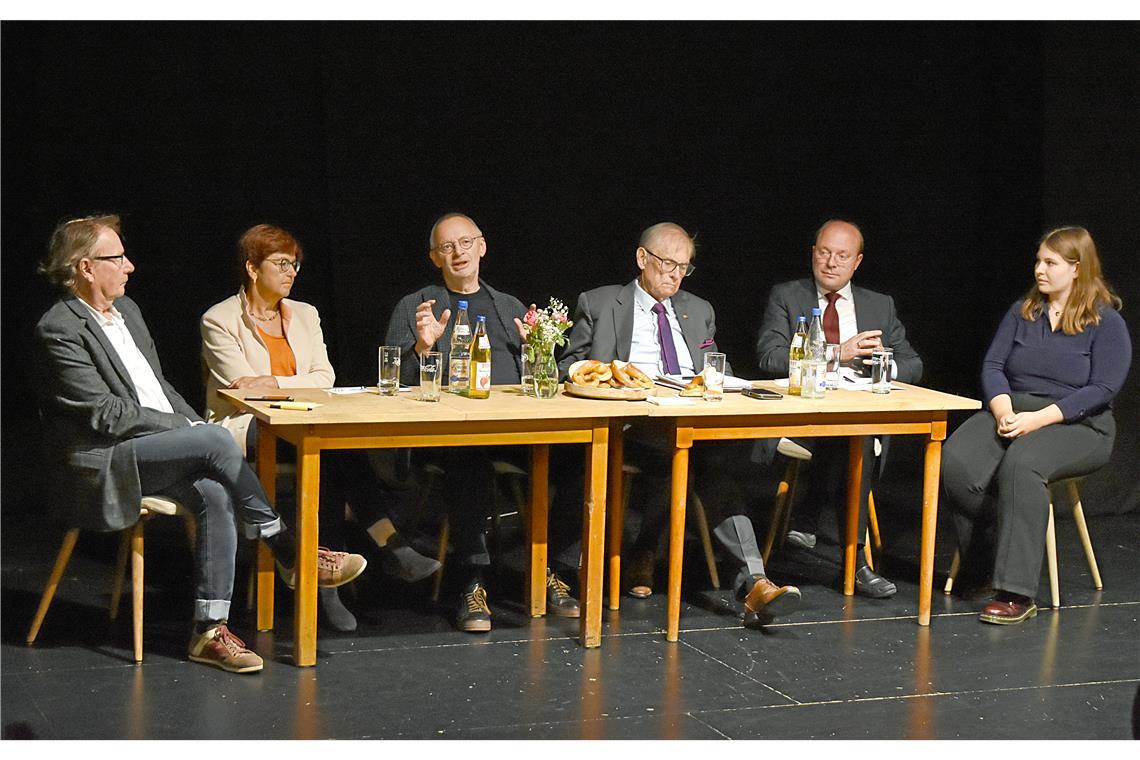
[258,327,297,377]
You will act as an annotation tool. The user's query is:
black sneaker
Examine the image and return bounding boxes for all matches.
[456,581,492,633]
[546,569,580,618]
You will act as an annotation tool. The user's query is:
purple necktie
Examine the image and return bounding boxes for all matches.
[652,302,681,375]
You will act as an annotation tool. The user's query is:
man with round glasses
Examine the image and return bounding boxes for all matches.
[384,212,582,632]
[754,219,924,599]
[557,222,801,627]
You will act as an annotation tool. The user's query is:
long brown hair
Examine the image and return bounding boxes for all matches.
[1020,227,1122,335]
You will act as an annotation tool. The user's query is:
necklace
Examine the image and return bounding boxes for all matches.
[249,309,279,322]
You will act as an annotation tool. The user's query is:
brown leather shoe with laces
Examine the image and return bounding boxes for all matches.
[188,623,264,673]
[979,594,1037,625]
[743,575,802,623]
[276,547,367,590]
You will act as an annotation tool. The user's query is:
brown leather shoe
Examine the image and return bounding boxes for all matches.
[188,623,263,674]
[625,550,655,599]
[979,595,1037,625]
[277,547,368,590]
[743,576,801,622]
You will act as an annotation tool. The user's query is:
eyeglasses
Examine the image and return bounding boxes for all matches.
[642,247,695,277]
[91,254,127,267]
[432,235,484,256]
[265,258,301,274]
[814,247,857,265]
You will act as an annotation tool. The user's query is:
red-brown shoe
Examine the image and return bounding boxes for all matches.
[743,575,801,623]
[188,623,264,673]
[979,594,1038,625]
[277,547,368,590]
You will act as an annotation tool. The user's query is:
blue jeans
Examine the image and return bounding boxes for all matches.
[134,424,283,622]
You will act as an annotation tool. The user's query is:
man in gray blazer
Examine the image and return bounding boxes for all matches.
[755,219,924,598]
[559,222,801,626]
[34,215,364,673]
[384,212,580,633]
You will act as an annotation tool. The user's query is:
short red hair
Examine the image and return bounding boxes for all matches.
[238,224,304,287]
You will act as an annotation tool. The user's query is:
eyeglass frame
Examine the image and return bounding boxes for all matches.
[812,246,859,265]
[431,234,484,256]
[641,246,695,277]
[264,257,302,274]
[90,254,128,267]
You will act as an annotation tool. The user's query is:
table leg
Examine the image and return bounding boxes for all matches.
[918,427,944,626]
[294,438,320,667]
[528,444,550,617]
[579,421,609,648]
[666,427,692,642]
[256,429,277,631]
[844,436,865,596]
[606,420,625,611]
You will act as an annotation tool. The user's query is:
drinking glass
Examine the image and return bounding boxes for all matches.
[378,345,401,396]
[419,351,442,401]
[825,343,841,390]
[520,347,536,397]
[703,352,726,402]
[871,347,894,394]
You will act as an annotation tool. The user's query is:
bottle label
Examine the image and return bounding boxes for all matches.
[791,335,804,349]
[473,362,491,391]
[789,359,802,388]
[477,336,490,350]
[454,326,470,340]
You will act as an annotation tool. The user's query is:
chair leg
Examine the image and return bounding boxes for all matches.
[109,529,131,621]
[863,528,874,572]
[944,550,959,595]
[763,459,798,564]
[27,529,80,644]
[777,462,799,550]
[1045,500,1060,609]
[131,521,145,663]
[431,518,450,603]
[867,490,882,551]
[1068,482,1103,590]
[689,493,720,589]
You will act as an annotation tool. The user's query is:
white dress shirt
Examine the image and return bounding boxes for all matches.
[79,299,175,414]
[629,280,696,375]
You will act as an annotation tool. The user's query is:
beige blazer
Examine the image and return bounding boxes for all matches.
[201,290,335,452]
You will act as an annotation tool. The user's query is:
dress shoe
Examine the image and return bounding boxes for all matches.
[625,550,654,599]
[854,565,897,598]
[979,593,1038,625]
[546,569,581,618]
[743,575,801,623]
[785,530,817,550]
[378,534,441,583]
[455,580,492,633]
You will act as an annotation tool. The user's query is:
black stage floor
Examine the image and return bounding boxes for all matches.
[3,494,1138,741]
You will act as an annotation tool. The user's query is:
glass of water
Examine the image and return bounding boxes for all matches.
[419,351,442,401]
[520,347,536,397]
[378,345,401,396]
[825,343,841,390]
[703,352,726,402]
[870,347,894,394]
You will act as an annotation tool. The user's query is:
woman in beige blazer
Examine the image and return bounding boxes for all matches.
[201,224,439,631]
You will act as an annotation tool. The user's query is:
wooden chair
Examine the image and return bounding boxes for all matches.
[762,437,881,568]
[27,496,195,663]
[943,477,1102,608]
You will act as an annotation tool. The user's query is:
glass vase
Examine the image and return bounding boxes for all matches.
[531,352,560,399]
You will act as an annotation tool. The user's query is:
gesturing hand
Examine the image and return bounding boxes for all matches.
[513,303,538,341]
[415,299,451,354]
[841,330,883,364]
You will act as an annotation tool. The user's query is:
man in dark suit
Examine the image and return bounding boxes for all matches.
[384,212,580,632]
[755,219,924,598]
[34,215,365,673]
[559,222,800,625]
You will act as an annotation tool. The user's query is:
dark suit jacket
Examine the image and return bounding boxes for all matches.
[384,279,527,386]
[558,280,730,377]
[755,278,923,383]
[35,295,200,532]
[752,278,923,470]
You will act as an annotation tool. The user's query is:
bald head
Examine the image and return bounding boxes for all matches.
[639,222,695,260]
[429,212,481,249]
[814,220,864,254]
[811,219,864,292]
[636,222,694,302]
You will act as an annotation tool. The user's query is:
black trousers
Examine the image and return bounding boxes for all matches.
[791,436,876,547]
[941,393,1115,599]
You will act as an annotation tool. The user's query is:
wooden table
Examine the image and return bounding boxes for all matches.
[641,382,980,640]
[219,386,649,666]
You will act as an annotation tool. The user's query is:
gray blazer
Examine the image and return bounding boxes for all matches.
[755,278,923,383]
[35,295,200,532]
[384,280,527,386]
[558,280,730,378]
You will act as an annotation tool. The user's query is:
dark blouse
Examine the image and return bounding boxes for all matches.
[980,301,1132,422]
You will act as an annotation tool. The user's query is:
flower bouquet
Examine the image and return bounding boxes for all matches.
[522,298,573,398]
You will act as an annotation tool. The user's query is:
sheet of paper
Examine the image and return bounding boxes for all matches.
[656,373,754,391]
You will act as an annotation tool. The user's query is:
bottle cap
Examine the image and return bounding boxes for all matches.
[458,300,468,309]
[476,315,486,322]
[811,307,822,316]
[797,315,806,322]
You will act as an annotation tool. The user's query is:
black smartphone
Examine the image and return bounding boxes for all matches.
[742,387,783,400]
[247,394,294,402]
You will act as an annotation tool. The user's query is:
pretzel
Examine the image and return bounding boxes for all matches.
[623,362,655,389]
[572,360,612,387]
[679,374,705,397]
[610,361,635,388]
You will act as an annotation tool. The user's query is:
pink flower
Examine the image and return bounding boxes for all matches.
[524,308,540,327]
[555,312,568,323]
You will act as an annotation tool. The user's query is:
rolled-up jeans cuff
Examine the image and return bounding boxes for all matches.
[244,516,284,540]
[194,599,232,622]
